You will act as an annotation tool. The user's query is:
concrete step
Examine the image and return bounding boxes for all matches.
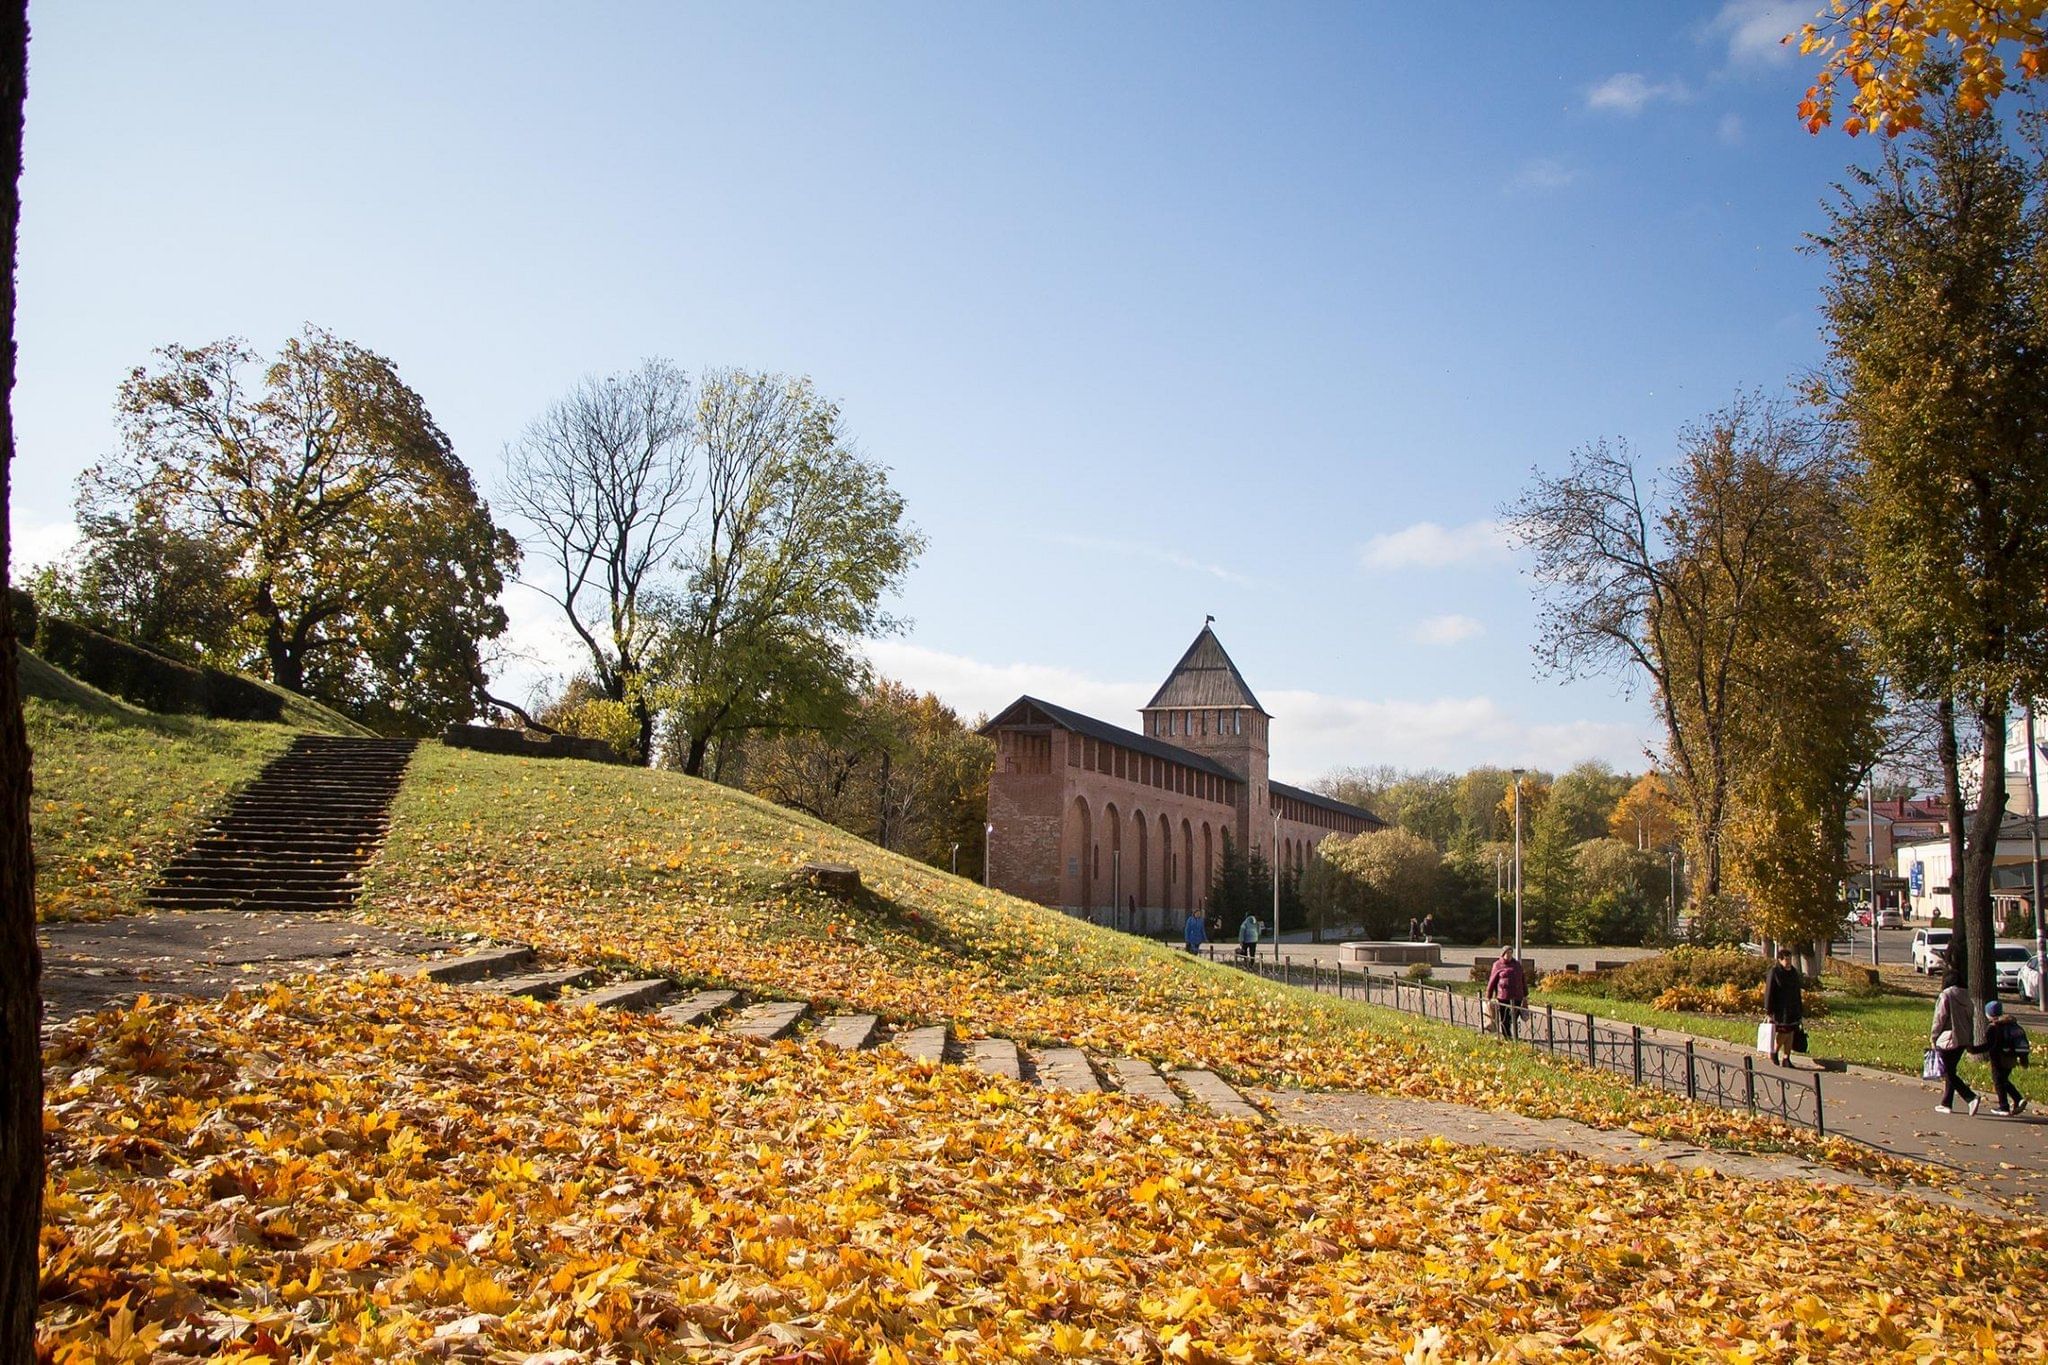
[660,989,741,1027]
[573,978,676,1012]
[968,1038,1023,1082]
[418,945,535,984]
[727,1000,808,1040]
[814,1013,881,1050]
[1107,1056,1182,1109]
[476,967,598,1001]
[1167,1069,1261,1122]
[892,1023,951,1064]
[1034,1047,1101,1093]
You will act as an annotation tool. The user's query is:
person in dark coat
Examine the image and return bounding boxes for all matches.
[1764,945,1804,1066]
[1976,1000,2030,1116]
[1484,944,1527,1040]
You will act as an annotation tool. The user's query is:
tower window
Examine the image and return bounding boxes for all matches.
[1233,712,1241,736]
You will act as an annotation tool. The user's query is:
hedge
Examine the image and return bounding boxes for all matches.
[34,617,285,722]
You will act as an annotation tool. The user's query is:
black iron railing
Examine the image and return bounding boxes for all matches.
[1203,946,1824,1133]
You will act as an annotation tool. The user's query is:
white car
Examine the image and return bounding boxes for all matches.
[2022,952,2043,1001]
[1875,907,1906,930]
[1912,928,1953,974]
[1994,943,2032,994]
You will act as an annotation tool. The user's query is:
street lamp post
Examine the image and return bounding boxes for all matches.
[983,822,994,890]
[1494,851,1504,946]
[1867,771,1879,969]
[1511,769,1526,963]
[2030,703,2046,1009]
[951,842,959,877]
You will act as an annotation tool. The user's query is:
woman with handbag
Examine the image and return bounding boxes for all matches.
[1763,946,1804,1066]
[1929,971,1981,1116]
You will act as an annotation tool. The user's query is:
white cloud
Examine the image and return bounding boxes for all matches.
[1708,0,1808,66]
[1507,157,1583,193]
[484,582,600,710]
[1413,613,1484,647]
[1718,112,1746,145]
[1358,519,1511,571]
[864,639,1150,726]
[1586,72,1689,115]
[861,639,1659,782]
[1047,533,1250,586]
[8,518,78,575]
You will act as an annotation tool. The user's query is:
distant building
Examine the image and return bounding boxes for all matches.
[980,624,1383,929]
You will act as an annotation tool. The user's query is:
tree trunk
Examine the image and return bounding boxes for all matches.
[633,694,655,768]
[1937,695,1969,969]
[683,728,711,778]
[0,2,40,1356]
[1962,696,2008,1041]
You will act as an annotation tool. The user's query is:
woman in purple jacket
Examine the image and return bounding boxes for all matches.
[1485,944,1527,1040]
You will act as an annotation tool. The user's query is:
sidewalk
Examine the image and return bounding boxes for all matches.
[1262,941,2048,1214]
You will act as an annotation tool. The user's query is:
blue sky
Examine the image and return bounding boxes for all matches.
[13,2,1874,782]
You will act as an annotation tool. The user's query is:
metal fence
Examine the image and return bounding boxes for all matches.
[1203,947,1825,1133]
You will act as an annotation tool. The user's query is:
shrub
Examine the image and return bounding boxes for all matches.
[8,585,36,647]
[36,617,284,722]
[1535,946,1768,1004]
[1651,983,1828,1017]
[1403,961,1433,982]
[1685,894,1752,947]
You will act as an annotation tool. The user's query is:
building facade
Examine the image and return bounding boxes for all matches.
[981,625,1382,928]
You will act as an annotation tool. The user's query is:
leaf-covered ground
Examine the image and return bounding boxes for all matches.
[367,746,1898,1173]
[38,977,2048,1362]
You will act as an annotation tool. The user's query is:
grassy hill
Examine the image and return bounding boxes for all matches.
[368,743,1890,1170]
[22,647,364,920]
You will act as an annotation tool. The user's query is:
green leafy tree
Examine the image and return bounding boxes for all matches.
[1814,75,2048,1016]
[1548,760,1632,844]
[1207,832,1276,932]
[1320,827,1442,937]
[85,326,517,733]
[27,508,241,660]
[1571,838,1671,946]
[1520,796,1580,944]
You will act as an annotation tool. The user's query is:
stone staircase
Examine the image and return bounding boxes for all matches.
[145,735,418,912]
[419,944,1263,1122]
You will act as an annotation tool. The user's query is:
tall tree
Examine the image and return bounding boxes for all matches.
[0,0,35,1353]
[87,327,518,732]
[27,506,241,659]
[1508,399,1851,912]
[502,359,697,763]
[668,371,922,776]
[1814,77,2048,1017]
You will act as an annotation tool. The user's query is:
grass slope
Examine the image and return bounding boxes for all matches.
[23,650,364,920]
[36,977,2048,1361]
[368,744,1897,1169]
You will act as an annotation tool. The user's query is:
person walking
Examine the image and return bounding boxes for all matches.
[1978,1000,2031,1116]
[1483,943,1527,1040]
[1182,908,1206,956]
[1407,916,1419,942]
[1764,945,1804,1067]
[1237,911,1261,961]
[1419,913,1435,943]
[1930,972,1981,1115]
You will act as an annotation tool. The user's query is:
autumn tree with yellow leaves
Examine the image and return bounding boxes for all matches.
[1800,1,2048,134]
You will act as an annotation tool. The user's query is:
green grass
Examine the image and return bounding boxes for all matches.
[22,649,363,920]
[1533,984,2046,1102]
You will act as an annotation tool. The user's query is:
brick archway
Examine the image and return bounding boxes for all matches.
[1131,808,1149,910]
[1062,795,1092,909]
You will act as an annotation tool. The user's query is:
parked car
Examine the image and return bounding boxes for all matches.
[1994,942,2032,993]
[1876,906,1906,930]
[1912,927,1953,974]
[2022,951,2043,1001]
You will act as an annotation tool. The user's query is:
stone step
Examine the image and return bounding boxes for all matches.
[892,1023,951,1064]
[813,1013,881,1050]
[727,1000,808,1040]
[572,978,676,1012]
[1167,1069,1261,1122]
[418,945,536,984]
[660,989,741,1027]
[1033,1047,1101,1093]
[968,1038,1023,1082]
[476,967,598,1001]
[144,888,357,909]
[1107,1056,1182,1109]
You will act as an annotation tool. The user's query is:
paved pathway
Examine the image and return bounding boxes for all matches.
[1257,941,2048,1214]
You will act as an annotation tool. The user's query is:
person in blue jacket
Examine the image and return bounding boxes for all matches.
[1182,909,1205,955]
